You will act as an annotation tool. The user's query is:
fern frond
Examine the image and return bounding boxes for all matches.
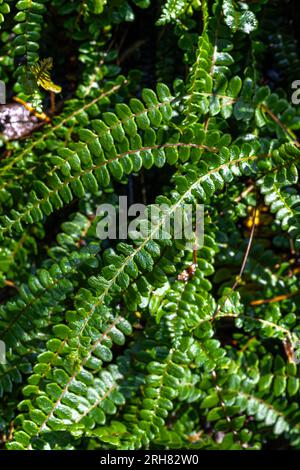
[31,58,61,94]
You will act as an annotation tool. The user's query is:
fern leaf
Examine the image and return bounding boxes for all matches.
[31,58,61,93]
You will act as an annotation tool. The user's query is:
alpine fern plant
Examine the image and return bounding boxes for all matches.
[0,0,300,451]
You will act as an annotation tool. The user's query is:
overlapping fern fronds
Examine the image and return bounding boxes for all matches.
[0,0,300,451]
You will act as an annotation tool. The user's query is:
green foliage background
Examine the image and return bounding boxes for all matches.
[0,0,300,450]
